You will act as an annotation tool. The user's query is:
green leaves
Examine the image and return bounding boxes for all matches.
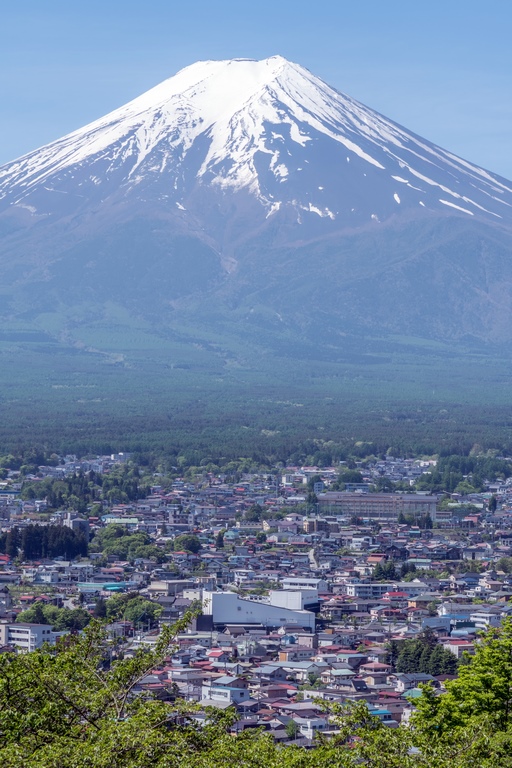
[173,534,201,553]
[3,614,512,766]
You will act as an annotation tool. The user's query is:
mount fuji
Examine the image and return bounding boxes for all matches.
[2,56,512,229]
[1,56,512,387]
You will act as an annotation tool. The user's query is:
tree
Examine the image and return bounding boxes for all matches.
[373,562,384,580]
[0,610,228,768]
[105,593,162,628]
[173,534,201,554]
[307,474,323,491]
[395,629,439,674]
[338,469,364,488]
[94,597,107,619]
[418,645,432,674]
[30,603,46,625]
[497,557,512,573]
[428,644,457,676]
[17,604,92,631]
[401,562,417,577]
[414,616,512,734]
[373,560,397,581]
[374,477,395,492]
[4,528,21,558]
[384,640,403,668]
[244,504,263,522]
[285,719,300,739]
[4,609,512,766]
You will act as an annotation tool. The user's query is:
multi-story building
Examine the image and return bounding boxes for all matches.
[318,492,438,522]
[0,622,55,652]
[202,590,315,631]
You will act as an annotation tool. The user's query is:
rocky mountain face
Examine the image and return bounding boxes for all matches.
[1,56,512,348]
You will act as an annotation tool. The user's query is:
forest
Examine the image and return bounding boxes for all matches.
[0,524,88,560]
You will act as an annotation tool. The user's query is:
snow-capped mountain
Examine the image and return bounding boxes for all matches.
[1,55,511,233]
[1,56,512,349]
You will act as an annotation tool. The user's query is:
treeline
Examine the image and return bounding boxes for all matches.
[415,454,512,494]
[3,423,512,484]
[0,524,88,560]
[387,629,458,675]
[17,603,91,631]
[89,524,165,563]
[21,465,152,511]
[4,395,512,472]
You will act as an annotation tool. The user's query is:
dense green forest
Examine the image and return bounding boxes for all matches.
[1,332,512,463]
[1,610,512,766]
[3,444,512,491]
[0,524,88,560]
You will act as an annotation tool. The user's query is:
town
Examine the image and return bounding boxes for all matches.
[1,448,512,745]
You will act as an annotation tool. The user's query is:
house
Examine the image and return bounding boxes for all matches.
[201,675,251,705]
[390,673,436,693]
[0,622,61,652]
[442,639,475,659]
[295,716,329,740]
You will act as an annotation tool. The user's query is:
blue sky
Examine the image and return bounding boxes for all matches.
[2,0,511,177]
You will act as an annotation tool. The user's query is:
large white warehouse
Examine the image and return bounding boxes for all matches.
[202,590,315,631]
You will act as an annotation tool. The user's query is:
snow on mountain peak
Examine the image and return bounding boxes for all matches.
[1,56,512,228]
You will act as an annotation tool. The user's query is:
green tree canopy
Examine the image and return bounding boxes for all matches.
[173,534,201,553]
[17,604,91,631]
[3,607,512,766]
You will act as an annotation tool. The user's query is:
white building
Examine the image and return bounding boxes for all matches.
[296,717,329,739]
[268,589,318,611]
[281,577,329,593]
[0,622,59,652]
[202,590,315,631]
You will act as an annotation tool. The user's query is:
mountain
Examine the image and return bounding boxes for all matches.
[2,56,512,229]
[1,57,512,453]
[1,56,512,335]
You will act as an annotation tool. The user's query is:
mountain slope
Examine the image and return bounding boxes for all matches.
[2,56,512,230]
[0,55,512,355]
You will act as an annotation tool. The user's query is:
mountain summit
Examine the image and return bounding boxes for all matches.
[1,56,511,232]
[1,56,512,351]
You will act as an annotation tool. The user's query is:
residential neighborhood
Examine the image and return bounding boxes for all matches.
[2,450,512,743]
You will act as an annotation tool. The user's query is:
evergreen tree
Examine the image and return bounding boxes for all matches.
[373,562,384,580]
[94,597,107,619]
[31,603,46,624]
[5,527,21,558]
[384,639,403,668]
[418,645,432,673]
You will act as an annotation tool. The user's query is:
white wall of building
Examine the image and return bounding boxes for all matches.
[281,577,329,592]
[203,591,315,630]
[269,590,318,610]
[0,622,55,652]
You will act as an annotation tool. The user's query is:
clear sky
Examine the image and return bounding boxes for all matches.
[2,0,511,177]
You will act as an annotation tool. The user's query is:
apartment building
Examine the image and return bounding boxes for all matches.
[318,492,438,522]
